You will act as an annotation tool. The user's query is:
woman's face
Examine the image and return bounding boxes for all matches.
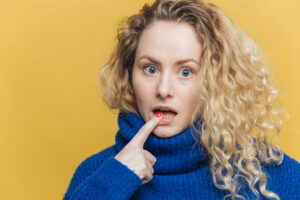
[132,21,202,138]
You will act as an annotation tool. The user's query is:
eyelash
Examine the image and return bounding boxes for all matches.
[143,64,193,78]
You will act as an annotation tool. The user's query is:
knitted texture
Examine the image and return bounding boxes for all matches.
[63,112,300,200]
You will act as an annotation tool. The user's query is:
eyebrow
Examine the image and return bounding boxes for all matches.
[137,55,200,65]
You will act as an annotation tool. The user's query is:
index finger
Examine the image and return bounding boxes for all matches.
[129,112,163,147]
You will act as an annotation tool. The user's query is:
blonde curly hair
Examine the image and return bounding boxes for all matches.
[98,0,287,199]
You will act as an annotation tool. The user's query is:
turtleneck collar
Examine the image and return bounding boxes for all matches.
[114,112,209,174]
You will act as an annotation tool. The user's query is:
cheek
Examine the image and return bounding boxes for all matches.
[181,84,197,101]
[132,78,150,106]
[133,73,154,99]
[132,72,143,99]
[181,87,198,112]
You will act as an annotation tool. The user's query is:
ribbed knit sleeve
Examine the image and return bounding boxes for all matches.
[63,155,142,200]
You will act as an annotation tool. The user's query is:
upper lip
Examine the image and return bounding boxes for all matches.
[152,105,177,114]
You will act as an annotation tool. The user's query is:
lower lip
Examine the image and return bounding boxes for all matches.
[152,112,177,125]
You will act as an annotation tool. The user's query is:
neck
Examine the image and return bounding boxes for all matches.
[115,112,209,174]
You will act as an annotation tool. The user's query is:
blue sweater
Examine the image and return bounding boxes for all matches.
[63,112,300,200]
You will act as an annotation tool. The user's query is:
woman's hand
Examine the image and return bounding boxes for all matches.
[114,112,163,184]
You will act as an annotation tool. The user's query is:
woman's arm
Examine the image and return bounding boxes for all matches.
[63,148,142,200]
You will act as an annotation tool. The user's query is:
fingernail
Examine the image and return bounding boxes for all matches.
[155,112,162,118]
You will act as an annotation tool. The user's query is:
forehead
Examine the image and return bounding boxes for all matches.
[136,21,202,61]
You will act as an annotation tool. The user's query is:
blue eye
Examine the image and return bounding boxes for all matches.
[180,69,192,77]
[144,65,157,74]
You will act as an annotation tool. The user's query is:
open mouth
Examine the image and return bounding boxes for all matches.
[152,107,177,124]
[153,109,177,118]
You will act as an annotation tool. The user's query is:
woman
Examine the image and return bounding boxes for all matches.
[63,0,300,199]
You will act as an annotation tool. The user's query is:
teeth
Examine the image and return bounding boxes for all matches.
[162,113,176,119]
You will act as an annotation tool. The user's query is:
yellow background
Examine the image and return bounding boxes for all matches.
[1,0,299,199]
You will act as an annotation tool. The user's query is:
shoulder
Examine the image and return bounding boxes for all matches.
[74,145,118,175]
[263,152,300,177]
[277,153,300,181]
[262,152,300,198]
[266,153,300,173]
[281,153,300,168]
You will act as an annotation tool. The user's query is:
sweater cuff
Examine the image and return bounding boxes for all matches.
[94,156,142,199]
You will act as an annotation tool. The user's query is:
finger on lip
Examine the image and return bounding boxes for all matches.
[151,111,163,119]
[129,113,163,146]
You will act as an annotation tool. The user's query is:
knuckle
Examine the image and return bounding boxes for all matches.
[150,156,156,165]
[151,168,154,174]
[152,156,157,163]
[128,142,139,150]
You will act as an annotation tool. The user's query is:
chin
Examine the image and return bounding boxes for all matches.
[152,126,180,138]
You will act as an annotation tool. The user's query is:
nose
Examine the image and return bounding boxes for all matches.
[156,72,174,99]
